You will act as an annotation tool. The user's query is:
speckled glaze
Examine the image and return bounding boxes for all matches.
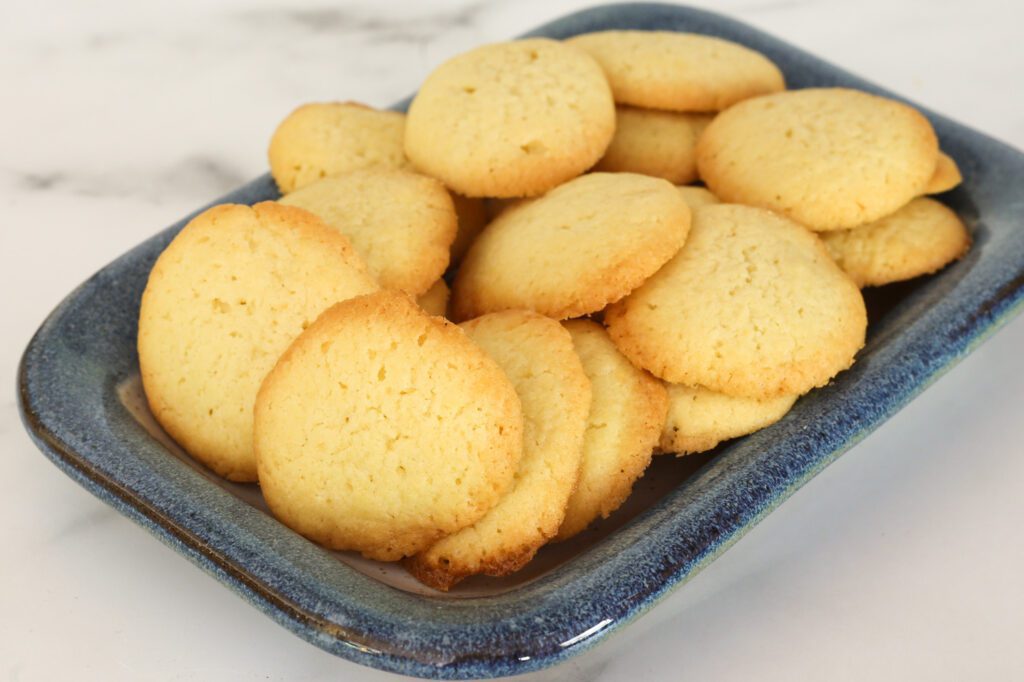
[17,3,1024,679]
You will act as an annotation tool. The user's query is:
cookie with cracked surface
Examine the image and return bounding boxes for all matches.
[404,38,615,198]
[567,31,784,112]
[268,102,409,194]
[605,204,867,399]
[696,88,939,231]
[417,279,450,317]
[592,106,713,184]
[138,202,378,482]
[659,384,797,455]
[254,291,524,562]
[278,169,456,296]
[451,173,691,321]
[555,319,667,542]
[925,152,962,194]
[407,311,590,590]
[677,185,721,211]
[821,197,971,288]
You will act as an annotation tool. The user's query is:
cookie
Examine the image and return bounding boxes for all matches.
[592,106,713,184]
[404,38,615,198]
[925,151,962,194]
[451,173,691,321]
[138,202,379,481]
[566,31,785,112]
[555,320,667,541]
[268,102,409,194]
[407,311,590,590]
[659,384,797,455]
[254,291,524,561]
[677,185,721,211]
[448,193,490,265]
[605,204,867,399]
[278,169,456,296]
[417,279,450,317]
[696,88,939,231]
[821,197,971,288]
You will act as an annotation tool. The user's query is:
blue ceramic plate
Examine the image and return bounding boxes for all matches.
[17,3,1024,679]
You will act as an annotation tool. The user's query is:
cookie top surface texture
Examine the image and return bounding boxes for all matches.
[269,102,409,194]
[407,311,591,591]
[138,202,379,482]
[451,172,691,321]
[605,204,867,399]
[592,106,713,184]
[254,291,524,562]
[567,30,784,112]
[278,169,456,296]
[822,197,971,288]
[556,319,667,541]
[404,38,615,198]
[696,88,939,231]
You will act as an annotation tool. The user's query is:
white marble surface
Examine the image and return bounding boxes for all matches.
[2,0,1023,679]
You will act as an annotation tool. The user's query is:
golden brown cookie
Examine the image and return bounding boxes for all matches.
[556,320,667,541]
[605,204,867,399]
[417,279,450,317]
[821,197,971,287]
[592,106,713,184]
[407,311,590,590]
[659,384,797,455]
[254,291,524,561]
[566,30,785,112]
[268,102,409,194]
[138,202,379,481]
[677,185,721,211]
[278,169,456,296]
[404,38,615,198]
[451,173,691,321]
[449,193,489,265]
[696,88,939,231]
[925,152,962,194]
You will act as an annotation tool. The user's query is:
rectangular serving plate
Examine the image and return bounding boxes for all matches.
[17,3,1024,679]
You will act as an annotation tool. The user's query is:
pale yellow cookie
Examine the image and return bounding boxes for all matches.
[696,88,939,231]
[254,291,524,561]
[677,185,721,211]
[417,279,450,317]
[605,204,867,399]
[404,38,615,198]
[821,197,971,288]
[925,152,962,194]
[566,31,784,112]
[279,169,456,296]
[451,173,691,321]
[450,193,489,265]
[555,320,667,541]
[268,102,409,194]
[659,384,797,455]
[592,106,713,184]
[138,202,379,482]
[407,311,590,590]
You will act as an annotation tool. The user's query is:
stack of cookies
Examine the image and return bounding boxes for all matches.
[137,30,970,591]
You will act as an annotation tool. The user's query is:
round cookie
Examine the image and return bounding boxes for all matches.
[451,173,691,321]
[696,88,939,231]
[605,204,867,399]
[417,279,450,317]
[254,291,524,561]
[269,102,409,194]
[821,197,971,288]
[677,185,721,211]
[592,106,713,184]
[404,38,615,198]
[566,31,784,112]
[138,202,379,482]
[278,169,456,296]
[450,193,489,265]
[407,311,591,590]
[555,320,667,541]
[925,152,962,194]
[659,384,797,455]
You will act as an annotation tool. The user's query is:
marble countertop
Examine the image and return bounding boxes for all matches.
[3,1,1023,680]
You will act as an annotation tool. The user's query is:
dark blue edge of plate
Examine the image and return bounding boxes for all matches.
[16,3,1024,679]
